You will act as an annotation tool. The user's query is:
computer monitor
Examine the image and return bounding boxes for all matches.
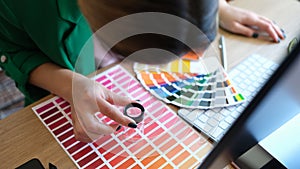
[198,38,300,169]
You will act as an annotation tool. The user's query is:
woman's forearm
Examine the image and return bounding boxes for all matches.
[29,62,84,103]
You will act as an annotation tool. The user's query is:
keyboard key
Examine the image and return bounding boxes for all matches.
[236,106,245,113]
[248,86,256,92]
[178,108,190,116]
[225,116,235,124]
[233,76,243,83]
[194,120,212,133]
[230,111,240,119]
[219,121,230,130]
[211,127,224,139]
[198,114,209,123]
[204,110,216,117]
[213,113,224,122]
[202,124,212,133]
[221,108,232,116]
[186,109,200,122]
[230,104,240,110]
[242,90,252,97]
[207,118,218,126]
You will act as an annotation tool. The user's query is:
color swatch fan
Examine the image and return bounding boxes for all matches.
[134,57,245,109]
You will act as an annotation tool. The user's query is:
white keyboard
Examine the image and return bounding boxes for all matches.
[178,54,279,142]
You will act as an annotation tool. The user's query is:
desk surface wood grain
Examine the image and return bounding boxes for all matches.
[1,0,300,168]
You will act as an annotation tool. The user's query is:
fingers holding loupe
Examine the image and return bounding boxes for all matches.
[124,102,145,124]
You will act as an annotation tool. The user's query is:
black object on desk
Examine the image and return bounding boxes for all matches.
[16,158,45,169]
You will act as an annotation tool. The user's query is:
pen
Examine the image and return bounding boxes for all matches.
[219,36,228,71]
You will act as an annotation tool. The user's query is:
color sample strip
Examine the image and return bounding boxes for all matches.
[32,65,212,169]
[134,58,207,73]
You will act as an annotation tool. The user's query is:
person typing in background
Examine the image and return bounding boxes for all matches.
[0,0,285,142]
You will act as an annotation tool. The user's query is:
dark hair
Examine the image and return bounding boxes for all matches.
[78,0,218,64]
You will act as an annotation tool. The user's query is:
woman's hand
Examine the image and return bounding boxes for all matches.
[70,74,137,142]
[30,63,137,143]
[218,0,285,42]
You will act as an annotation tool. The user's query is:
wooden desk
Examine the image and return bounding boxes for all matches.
[220,0,300,68]
[1,0,300,168]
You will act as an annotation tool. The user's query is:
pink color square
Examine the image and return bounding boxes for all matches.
[170,122,185,135]
[153,107,168,118]
[147,102,164,114]
[109,145,124,157]
[165,116,178,128]
[63,137,77,148]
[59,102,69,109]
[102,116,113,123]
[153,133,171,147]
[40,107,59,119]
[48,117,68,130]
[138,93,152,102]
[40,107,58,119]
[44,112,63,124]
[189,141,203,152]
[158,112,173,124]
[127,83,141,93]
[112,88,121,93]
[55,97,65,104]
[101,139,118,153]
[148,128,164,140]
[93,135,112,147]
[85,158,104,169]
[36,102,54,114]
[112,72,126,80]
[116,158,135,169]
[108,68,122,76]
[131,164,143,169]
[176,127,191,140]
[101,79,112,86]
[57,129,73,142]
[78,152,98,167]
[64,106,71,114]
[118,77,131,87]
[134,144,155,159]
[97,147,106,154]
[109,154,127,167]
[106,84,116,90]
[183,134,195,146]
[144,122,159,135]
[53,123,72,136]
[128,139,148,154]
[67,142,87,154]
[131,88,145,98]
[67,113,72,119]
[96,75,107,82]
[159,138,177,152]
[143,98,158,107]
[104,152,116,160]
[73,146,93,160]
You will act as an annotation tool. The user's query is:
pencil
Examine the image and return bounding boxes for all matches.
[219,36,228,71]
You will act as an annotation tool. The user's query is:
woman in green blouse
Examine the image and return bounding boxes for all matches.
[0,0,285,142]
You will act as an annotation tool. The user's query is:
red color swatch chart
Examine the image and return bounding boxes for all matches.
[32,65,212,169]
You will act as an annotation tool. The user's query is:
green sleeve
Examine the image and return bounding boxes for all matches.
[0,0,94,105]
[0,50,52,105]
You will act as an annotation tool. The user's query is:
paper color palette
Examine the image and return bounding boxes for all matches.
[134,57,208,73]
[32,65,213,169]
[134,58,245,109]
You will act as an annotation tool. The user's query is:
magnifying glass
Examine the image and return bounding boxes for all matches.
[124,102,145,124]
